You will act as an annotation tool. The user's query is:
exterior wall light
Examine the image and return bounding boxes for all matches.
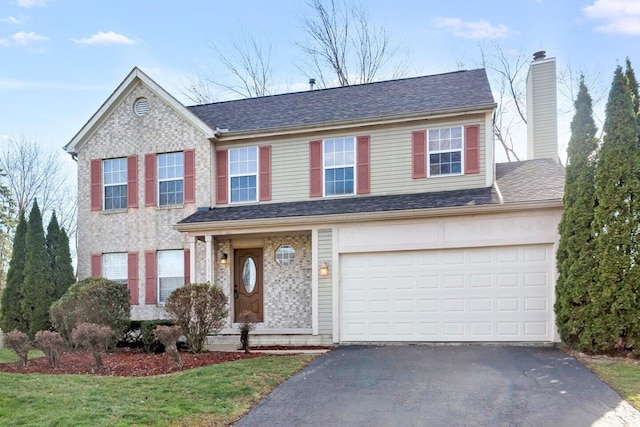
[221,253,228,265]
[319,260,329,277]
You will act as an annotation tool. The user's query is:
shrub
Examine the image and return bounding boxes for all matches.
[165,282,228,353]
[71,322,113,368]
[154,325,183,368]
[35,330,66,368]
[51,277,130,346]
[141,320,174,353]
[237,311,258,353]
[4,330,31,367]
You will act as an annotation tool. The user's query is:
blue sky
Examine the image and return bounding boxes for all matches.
[1,0,639,167]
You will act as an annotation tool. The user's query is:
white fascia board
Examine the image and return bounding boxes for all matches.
[64,67,215,155]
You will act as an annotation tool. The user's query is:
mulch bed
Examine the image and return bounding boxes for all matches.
[0,347,294,377]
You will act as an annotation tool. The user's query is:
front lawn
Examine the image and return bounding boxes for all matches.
[585,358,640,410]
[0,354,315,426]
[0,348,44,363]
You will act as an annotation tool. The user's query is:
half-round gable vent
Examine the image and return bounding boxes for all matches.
[133,97,149,116]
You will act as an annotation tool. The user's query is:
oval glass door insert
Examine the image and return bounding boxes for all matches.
[242,257,257,293]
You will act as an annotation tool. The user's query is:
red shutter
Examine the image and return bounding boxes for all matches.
[145,250,157,304]
[216,149,228,204]
[259,145,272,201]
[412,131,427,179]
[127,155,138,208]
[128,252,139,305]
[465,125,480,174]
[356,135,370,194]
[183,249,191,285]
[91,253,102,276]
[144,154,156,206]
[309,140,323,197]
[184,149,195,204]
[90,159,102,211]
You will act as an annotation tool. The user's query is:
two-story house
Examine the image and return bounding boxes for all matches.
[65,52,564,346]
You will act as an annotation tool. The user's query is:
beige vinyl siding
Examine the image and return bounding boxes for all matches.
[527,59,558,161]
[317,228,333,335]
[215,112,489,205]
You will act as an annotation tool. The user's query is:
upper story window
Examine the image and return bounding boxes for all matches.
[229,147,258,203]
[324,137,355,196]
[103,252,127,286]
[103,158,127,210]
[428,126,463,176]
[157,249,184,303]
[157,152,184,206]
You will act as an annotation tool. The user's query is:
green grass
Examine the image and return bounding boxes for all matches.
[0,354,315,427]
[0,348,44,363]
[586,358,640,410]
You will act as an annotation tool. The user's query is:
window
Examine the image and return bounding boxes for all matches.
[275,245,295,267]
[229,147,258,203]
[428,126,463,176]
[157,250,184,303]
[324,137,355,196]
[158,152,184,206]
[103,158,127,210]
[103,253,127,286]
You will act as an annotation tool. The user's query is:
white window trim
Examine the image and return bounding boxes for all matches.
[157,152,184,207]
[228,147,259,204]
[426,126,465,178]
[157,249,184,304]
[322,137,356,197]
[102,158,127,211]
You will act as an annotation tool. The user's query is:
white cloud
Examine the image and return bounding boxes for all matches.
[15,0,47,8]
[71,31,137,45]
[11,31,48,46]
[584,0,640,35]
[435,17,514,40]
[1,15,25,24]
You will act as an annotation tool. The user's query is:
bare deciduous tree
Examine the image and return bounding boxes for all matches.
[298,0,399,87]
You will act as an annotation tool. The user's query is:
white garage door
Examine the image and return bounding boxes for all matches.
[340,245,554,342]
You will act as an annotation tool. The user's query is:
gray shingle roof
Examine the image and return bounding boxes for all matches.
[178,187,499,224]
[496,159,565,203]
[188,69,495,134]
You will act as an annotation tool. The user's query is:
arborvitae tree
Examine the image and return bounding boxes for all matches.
[555,77,599,348]
[588,66,640,353]
[45,213,74,300]
[0,211,27,333]
[21,200,54,337]
[625,58,640,131]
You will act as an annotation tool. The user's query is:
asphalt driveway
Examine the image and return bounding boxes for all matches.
[235,345,640,426]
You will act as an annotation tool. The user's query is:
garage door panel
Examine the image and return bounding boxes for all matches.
[340,245,553,342]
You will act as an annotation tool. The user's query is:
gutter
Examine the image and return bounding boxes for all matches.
[173,198,562,234]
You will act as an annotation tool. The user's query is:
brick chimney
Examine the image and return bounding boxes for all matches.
[526,51,558,163]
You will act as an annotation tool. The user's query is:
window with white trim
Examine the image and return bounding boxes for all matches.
[158,152,184,206]
[229,147,258,203]
[103,253,127,286]
[157,250,184,303]
[103,158,127,210]
[324,137,355,196]
[428,126,463,176]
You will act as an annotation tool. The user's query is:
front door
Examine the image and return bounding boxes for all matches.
[234,248,264,322]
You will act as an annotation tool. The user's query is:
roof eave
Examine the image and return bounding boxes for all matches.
[210,103,497,142]
[64,67,216,155]
[173,197,561,234]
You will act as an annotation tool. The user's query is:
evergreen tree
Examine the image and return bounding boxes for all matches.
[588,66,640,353]
[21,200,54,337]
[0,211,27,333]
[625,58,640,131]
[45,213,74,300]
[555,77,599,348]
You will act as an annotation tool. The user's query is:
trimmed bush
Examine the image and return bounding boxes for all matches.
[165,282,228,353]
[141,320,174,353]
[35,330,66,368]
[154,325,183,368]
[71,323,113,368]
[51,277,130,346]
[4,330,31,367]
